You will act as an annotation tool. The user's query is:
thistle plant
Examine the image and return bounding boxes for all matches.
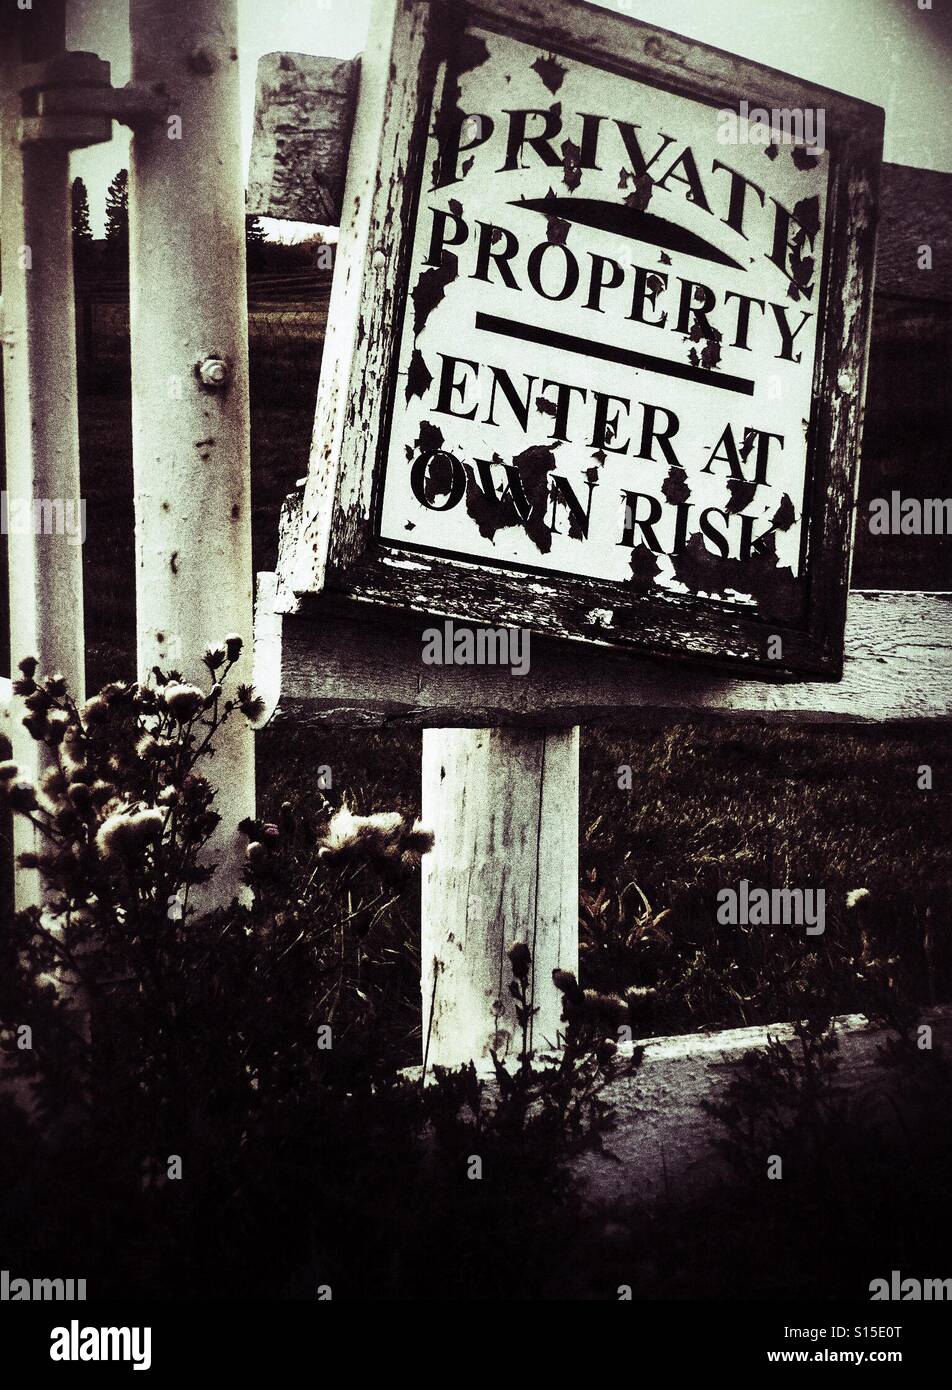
[1,641,263,938]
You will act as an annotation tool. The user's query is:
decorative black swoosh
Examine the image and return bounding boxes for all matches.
[512,197,745,271]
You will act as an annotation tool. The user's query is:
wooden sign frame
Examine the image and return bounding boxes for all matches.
[282,0,883,679]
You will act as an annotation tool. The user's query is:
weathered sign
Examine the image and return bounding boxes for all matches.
[280,0,882,678]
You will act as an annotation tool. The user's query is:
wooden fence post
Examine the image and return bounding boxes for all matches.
[421,726,580,1070]
[127,0,254,904]
[0,16,88,910]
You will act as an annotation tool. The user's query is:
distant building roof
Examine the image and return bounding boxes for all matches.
[876,163,952,302]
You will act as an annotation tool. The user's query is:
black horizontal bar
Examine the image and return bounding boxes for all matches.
[474,312,755,396]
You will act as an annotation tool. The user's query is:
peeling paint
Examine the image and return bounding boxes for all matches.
[464,445,557,552]
[546,214,571,245]
[622,169,653,213]
[561,137,583,192]
[661,466,691,507]
[786,195,820,301]
[627,543,661,591]
[792,144,821,172]
[430,29,491,190]
[406,348,433,402]
[411,251,458,336]
[726,478,757,515]
[531,52,567,95]
[672,531,802,618]
[772,493,797,532]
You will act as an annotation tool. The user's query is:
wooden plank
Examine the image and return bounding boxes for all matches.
[274,589,952,727]
[421,727,579,1069]
[246,53,359,225]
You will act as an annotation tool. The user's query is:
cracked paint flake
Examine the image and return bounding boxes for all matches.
[561,136,583,191]
[406,348,433,402]
[464,445,557,552]
[411,251,458,337]
[726,477,758,515]
[662,466,691,507]
[546,214,571,245]
[531,52,567,94]
[671,531,802,618]
[628,543,661,591]
[772,493,797,531]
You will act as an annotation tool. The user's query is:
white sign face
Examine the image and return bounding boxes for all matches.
[378,26,829,618]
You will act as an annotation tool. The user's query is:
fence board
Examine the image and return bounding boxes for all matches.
[276,589,952,727]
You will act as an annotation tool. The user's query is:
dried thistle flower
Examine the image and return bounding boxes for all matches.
[0,761,18,783]
[403,818,435,858]
[136,734,162,762]
[552,968,583,1006]
[62,725,86,770]
[317,805,432,870]
[239,693,268,728]
[508,941,531,982]
[224,634,243,662]
[7,779,38,812]
[45,709,71,745]
[67,782,93,811]
[581,989,629,1026]
[96,807,164,859]
[81,694,109,726]
[40,767,68,802]
[162,683,205,722]
[846,888,871,909]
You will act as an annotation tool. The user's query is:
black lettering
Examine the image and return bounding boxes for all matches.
[411,452,467,510]
[500,107,563,171]
[435,353,479,419]
[527,242,581,301]
[585,252,625,312]
[590,391,631,454]
[620,490,664,550]
[426,207,468,268]
[485,366,536,430]
[472,221,521,288]
[628,266,668,327]
[635,404,681,469]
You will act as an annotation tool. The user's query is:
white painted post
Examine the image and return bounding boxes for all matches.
[1,31,87,909]
[421,726,580,1070]
[127,0,254,903]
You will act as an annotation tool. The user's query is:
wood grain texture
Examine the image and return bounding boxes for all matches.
[277,589,952,728]
[421,727,579,1068]
[246,54,359,225]
[289,0,435,596]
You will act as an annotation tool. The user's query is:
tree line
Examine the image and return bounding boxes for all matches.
[72,170,324,277]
